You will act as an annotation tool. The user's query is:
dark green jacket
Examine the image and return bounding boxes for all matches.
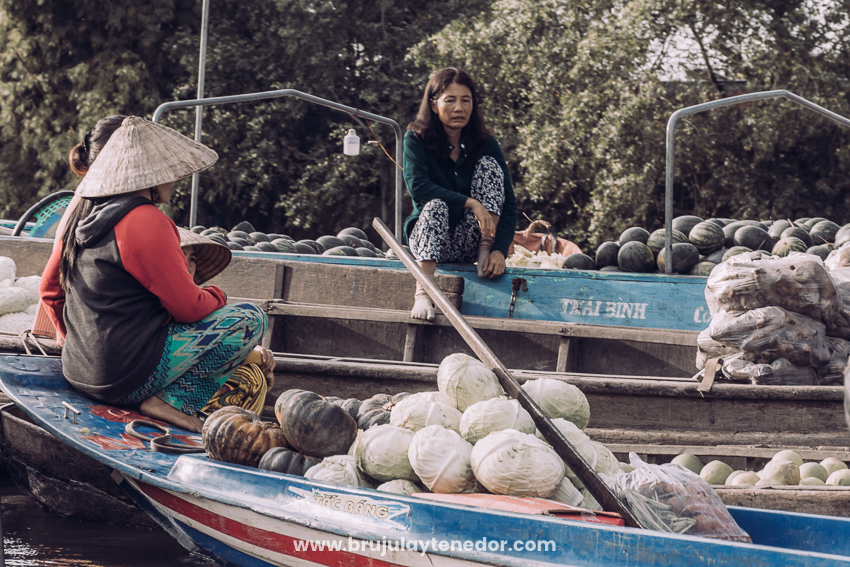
[403,130,517,257]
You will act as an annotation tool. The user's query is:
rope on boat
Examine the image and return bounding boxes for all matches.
[124,419,206,454]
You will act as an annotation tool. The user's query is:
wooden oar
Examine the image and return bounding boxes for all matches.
[373,218,643,528]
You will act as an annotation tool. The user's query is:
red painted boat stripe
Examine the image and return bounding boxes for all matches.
[138,483,404,567]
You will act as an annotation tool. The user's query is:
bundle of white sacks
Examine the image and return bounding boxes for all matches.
[0,257,40,335]
[301,352,628,511]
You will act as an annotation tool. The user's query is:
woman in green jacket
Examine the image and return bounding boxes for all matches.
[404,68,517,320]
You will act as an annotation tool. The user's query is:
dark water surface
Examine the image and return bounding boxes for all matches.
[0,469,216,566]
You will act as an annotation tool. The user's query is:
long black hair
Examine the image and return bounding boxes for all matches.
[407,68,491,159]
[60,115,126,290]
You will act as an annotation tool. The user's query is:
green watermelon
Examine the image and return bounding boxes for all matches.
[563,254,598,270]
[226,242,243,251]
[704,248,727,264]
[191,225,206,234]
[317,235,347,250]
[294,242,318,254]
[646,228,688,256]
[338,227,370,241]
[327,245,359,257]
[806,245,831,260]
[689,261,717,276]
[722,246,753,262]
[768,220,792,241]
[688,221,725,254]
[255,241,278,252]
[771,237,808,257]
[672,216,704,235]
[618,241,655,272]
[804,217,828,228]
[722,220,761,248]
[232,221,256,233]
[780,227,813,248]
[657,243,700,274]
[595,241,621,268]
[619,227,651,245]
[794,218,812,226]
[600,265,621,272]
[272,238,297,253]
[322,248,348,256]
[250,232,271,243]
[734,225,772,251]
[705,218,727,228]
[809,220,840,244]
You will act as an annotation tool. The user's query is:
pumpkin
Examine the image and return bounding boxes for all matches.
[258,446,322,476]
[275,389,357,458]
[357,392,411,430]
[202,406,289,468]
[333,398,361,421]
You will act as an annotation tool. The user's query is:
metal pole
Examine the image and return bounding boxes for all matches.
[189,0,210,228]
[153,90,404,239]
[664,90,850,273]
[372,217,643,529]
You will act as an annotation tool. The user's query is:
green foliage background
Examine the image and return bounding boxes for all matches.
[1,0,849,249]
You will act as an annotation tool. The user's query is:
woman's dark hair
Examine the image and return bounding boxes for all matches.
[60,115,126,289]
[408,68,491,158]
[68,115,126,176]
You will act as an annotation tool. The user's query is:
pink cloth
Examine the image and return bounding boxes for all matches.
[508,229,582,256]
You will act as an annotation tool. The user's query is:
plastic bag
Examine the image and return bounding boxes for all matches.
[708,307,830,367]
[819,337,850,385]
[705,252,842,326]
[826,246,850,270]
[612,453,751,543]
[695,328,738,371]
[721,354,818,386]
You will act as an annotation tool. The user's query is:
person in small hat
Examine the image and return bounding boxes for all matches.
[39,116,267,433]
[176,227,275,415]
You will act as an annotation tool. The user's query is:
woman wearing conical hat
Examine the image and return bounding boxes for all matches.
[39,116,267,432]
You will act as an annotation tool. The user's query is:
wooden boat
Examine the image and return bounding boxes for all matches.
[4,355,850,567]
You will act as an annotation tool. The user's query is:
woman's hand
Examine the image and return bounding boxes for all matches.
[480,250,506,279]
[254,346,275,391]
[465,198,496,239]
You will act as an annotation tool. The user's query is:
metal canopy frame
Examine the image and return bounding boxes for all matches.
[152,90,404,239]
[664,90,850,273]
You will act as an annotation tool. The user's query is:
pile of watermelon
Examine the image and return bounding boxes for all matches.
[189,222,409,259]
[583,215,850,276]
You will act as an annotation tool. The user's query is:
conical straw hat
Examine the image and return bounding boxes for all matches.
[176,227,232,285]
[76,116,218,198]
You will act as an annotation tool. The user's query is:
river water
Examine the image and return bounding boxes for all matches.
[0,469,216,566]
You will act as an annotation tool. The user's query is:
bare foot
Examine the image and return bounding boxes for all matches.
[140,396,204,433]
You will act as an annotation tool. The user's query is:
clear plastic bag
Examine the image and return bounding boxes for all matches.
[819,337,850,385]
[722,354,819,386]
[708,307,830,367]
[695,328,738,371]
[706,252,842,326]
[826,246,850,270]
[612,453,751,543]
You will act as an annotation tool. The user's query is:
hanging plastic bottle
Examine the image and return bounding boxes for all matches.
[343,129,360,156]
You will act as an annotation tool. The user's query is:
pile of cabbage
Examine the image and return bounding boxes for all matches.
[0,257,40,335]
[304,352,630,511]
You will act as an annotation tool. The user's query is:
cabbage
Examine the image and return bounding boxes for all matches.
[0,312,34,335]
[376,479,421,495]
[13,276,40,305]
[579,487,603,511]
[437,353,504,412]
[461,397,535,444]
[535,418,597,487]
[0,257,15,283]
[351,424,419,482]
[390,393,462,433]
[304,455,361,487]
[470,429,564,498]
[0,287,31,317]
[408,425,478,494]
[591,441,621,475]
[550,478,584,507]
[521,378,590,429]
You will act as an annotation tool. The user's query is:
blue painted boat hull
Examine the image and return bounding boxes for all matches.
[2,354,847,567]
[231,251,712,331]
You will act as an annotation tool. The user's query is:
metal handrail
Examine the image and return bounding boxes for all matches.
[153,89,404,239]
[664,90,850,273]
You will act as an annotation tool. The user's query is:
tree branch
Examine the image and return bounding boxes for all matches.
[688,23,723,97]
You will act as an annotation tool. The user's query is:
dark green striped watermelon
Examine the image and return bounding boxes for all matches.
[705,218,727,228]
[734,226,772,251]
[600,265,621,272]
[780,227,813,248]
[767,220,792,243]
[809,220,840,244]
[771,237,808,257]
[722,220,761,248]
[646,228,688,257]
[618,241,655,272]
[794,218,811,225]
[722,246,753,262]
[595,241,621,268]
[656,243,699,274]
[806,245,831,260]
[619,227,651,245]
[704,248,727,264]
[688,221,725,254]
[689,261,717,276]
[563,254,598,270]
[804,217,828,228]
[672,216,703,236]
